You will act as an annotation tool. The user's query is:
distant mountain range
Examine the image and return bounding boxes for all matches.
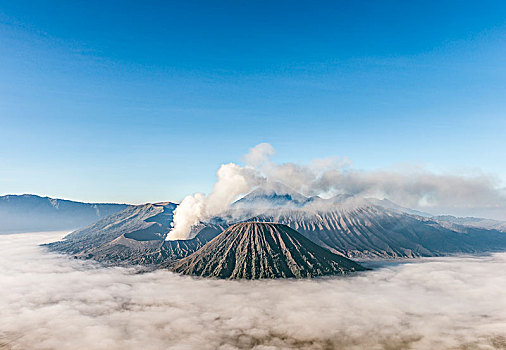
[44,186,506,273]
[0,194,129,233]
[432,215,506,232]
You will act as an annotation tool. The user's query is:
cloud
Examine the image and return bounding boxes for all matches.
[247,146,506,216]
[312,168,506,215]
[1,232,506,349]
[243,142,275,168]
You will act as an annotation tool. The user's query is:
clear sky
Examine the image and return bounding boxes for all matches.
[1,1,505,204]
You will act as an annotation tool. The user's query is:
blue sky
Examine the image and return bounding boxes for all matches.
[1,1,505,204]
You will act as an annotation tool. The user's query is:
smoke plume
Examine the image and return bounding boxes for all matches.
[1,232,506,350]
[168,143,506,240]
[166,161,266,240]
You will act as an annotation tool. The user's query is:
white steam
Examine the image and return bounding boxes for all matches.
[166,160,266,240]
[168,143,506,240]
[1,232,506,349]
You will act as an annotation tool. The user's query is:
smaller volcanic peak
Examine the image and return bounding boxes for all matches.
[169,222,366,279]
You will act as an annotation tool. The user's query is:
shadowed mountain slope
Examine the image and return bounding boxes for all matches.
[169,222,366,279]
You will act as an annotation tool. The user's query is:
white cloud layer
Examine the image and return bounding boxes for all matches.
[1,232,506,350]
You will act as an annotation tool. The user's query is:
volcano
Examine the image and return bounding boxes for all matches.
[45,185,506,266]
[168,222,366,279]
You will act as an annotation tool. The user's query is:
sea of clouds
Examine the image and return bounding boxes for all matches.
[1,232,506,350]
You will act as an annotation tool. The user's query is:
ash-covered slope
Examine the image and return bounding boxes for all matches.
[239,205,506,259]
[0,194,128,233]
[169,222,366,279]
[46,203,224,265]
[216,188,506,259]
[247,207,506,259]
